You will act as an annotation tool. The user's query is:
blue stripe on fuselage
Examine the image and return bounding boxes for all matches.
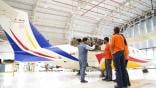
[46,47,78,61]
[29,21,78,61]
[29,21,51,48]
[4,31,52,62]
[15,53,52,62]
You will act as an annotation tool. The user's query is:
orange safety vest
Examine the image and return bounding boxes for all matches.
[104,43,112,59]
[111,34,125,54]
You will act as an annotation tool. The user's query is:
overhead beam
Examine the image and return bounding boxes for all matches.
[134,0,151,8]
[31,0,40,20]
[35,10,70,18]
[5,0,33,6]
[51,0,129,22]
[98,0,143,27]
[81,0,106,16]
[73,0,141,17]
[35,24,65,30]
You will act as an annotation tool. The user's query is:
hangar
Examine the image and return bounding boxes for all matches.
[0,0,156,88]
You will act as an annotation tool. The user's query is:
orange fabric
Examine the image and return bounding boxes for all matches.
[124,45,129,60]
[111,34,125,54]
[104,43,112,59]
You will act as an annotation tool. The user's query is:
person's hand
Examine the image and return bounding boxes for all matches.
[92,45,95,49]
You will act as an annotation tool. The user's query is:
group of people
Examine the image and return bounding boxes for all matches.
[70,37,103,51]
[76,27,131,88]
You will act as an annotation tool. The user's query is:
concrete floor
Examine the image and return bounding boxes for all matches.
[0,69,156,88]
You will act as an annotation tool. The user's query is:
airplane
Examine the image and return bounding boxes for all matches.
[0,0,155,72]
[96,45,156,72]
[0,0,80,70]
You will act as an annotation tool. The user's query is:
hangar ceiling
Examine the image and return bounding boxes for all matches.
[2,0,156,44]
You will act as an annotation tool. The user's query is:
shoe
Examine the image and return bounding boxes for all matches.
[102,78,107,81]
[85,73,87,75]
[76,73,80,75]
[128,83,131,86]
[100,74,105,77]
[81,80,88,83]
[112,79,116,82]
[114,85,121,88]
[114,85,128,88]
[106,79,112,81]
[123,83,131,87]
[77,73,87,76]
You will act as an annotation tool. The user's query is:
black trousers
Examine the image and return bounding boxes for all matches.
[125,60,131,86]
[105,59,112,80]
[113,51,130,87]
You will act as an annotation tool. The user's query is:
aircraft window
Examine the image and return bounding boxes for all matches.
[132,50,135,54]
[58,57,62,59]
[71,53,75,55]
[137,50,139,53]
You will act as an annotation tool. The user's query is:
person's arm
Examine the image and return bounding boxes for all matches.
[86,45,95,50]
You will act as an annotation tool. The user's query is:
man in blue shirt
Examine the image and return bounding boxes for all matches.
[78,37,95,83]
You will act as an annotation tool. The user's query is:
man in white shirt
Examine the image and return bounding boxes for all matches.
[78,37,95,83]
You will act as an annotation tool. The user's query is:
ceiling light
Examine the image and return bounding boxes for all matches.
[92,1,97,4]
[117,8,120,12]
[125,2,130,6]
[78,6,81,10]
[44,5,48,8]
[131,14,134,17]
[151,10,154,14]
[46,0,51,3]
[44,0,51,8]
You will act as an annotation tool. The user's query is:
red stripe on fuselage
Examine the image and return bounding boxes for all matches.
[128,56,148,63]
[96,52,148,64]
[10,29,54,58]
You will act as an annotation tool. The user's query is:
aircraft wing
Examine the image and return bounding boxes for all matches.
[54,44,78,54]
[45,46,79,61]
